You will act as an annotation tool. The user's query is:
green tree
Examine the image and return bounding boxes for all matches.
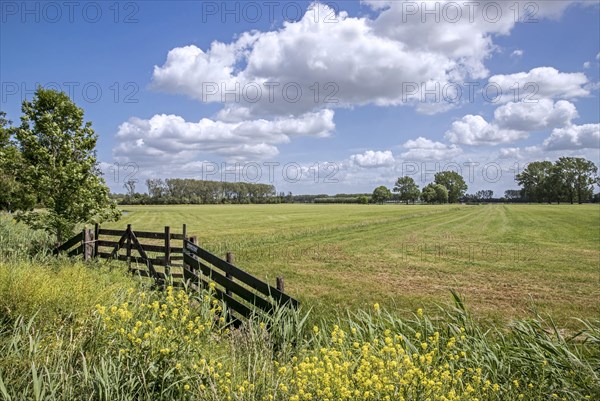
[372,185,392,204]
[554,157,598,204]
[516,161,556,203]
[434,171,467,203]
[14,88,120,242]
[421,183,448,204]
[504,189,523,201]
[0,111,10,148]
[357,195,369,204]
[393,176,420,204]
[0,111,35,211]
[475,190,493,201]
[124,179,137,196]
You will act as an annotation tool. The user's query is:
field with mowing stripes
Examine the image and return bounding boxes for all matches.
[105,204,600,327]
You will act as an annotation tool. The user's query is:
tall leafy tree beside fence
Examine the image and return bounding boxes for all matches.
[14,88,120,242]
[0,111,35,212]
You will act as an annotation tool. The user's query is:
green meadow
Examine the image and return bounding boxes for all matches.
[104,203,600,327]
[2,205,600,400]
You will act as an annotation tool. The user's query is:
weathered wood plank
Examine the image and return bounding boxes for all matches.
[137,243,168,253]
[94,224,100,257]
[185,240,298,307]
[133,231,185,240]
[133,231,166,240]
[98,229,126,237]
[164,226,171,277]
[126,224,132,269]
[97,240,120,248]
[55,232,84,253]
[67,245,83,257]
[183,265,253,319]
[130,231,158,280]
[184,252,274,313]
[110,232,129,259]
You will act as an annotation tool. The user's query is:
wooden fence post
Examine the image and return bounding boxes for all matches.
[183,234,194,275]
[83,228,93,261]
[276,277,285,293]
[126,224,132,271]
[94,223,99,258]
[164,226,171,277]
[225,252,234,296]
[182,224,187,240]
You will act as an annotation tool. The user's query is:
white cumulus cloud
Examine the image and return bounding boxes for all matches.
[150,3,587,118]
[401,137,462,161]
[445,115,527,146]
[447,99,580,146]
[543,124,600,150]
[113,110,335,163]
[493,99,578,131]
[488,67,589,103]
[350,150,395,168]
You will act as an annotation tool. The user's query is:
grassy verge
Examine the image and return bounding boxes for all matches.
[0,260,598,400]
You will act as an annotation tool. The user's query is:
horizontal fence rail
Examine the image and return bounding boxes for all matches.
[54,223,298,323]
[183,239,298,320]
[53,232,84,255]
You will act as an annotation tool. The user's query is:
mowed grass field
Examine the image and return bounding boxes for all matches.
[104,204,600,328]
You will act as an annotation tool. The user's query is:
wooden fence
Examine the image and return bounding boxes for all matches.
[55,225,298,322]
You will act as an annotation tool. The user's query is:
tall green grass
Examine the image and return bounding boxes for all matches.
[0,212,598,400]
[0,275,598,400]
[0,214,53,261]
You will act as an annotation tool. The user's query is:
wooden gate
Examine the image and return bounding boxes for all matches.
[55,224,299,321]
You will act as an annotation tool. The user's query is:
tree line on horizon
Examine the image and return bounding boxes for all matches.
[371,157,599,205]
[115,156,600,206]
[117,178,279,205]
[113,157,599,206]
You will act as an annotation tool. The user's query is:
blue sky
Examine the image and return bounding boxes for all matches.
[1,0,599,195]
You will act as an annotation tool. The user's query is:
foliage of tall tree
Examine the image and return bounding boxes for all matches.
[123,179,137,196]
[475,190,494,201]
[504,189,524,201]
[14,88,120,242]
[421,183,448,204]
[434,171,467,203]
[372,185,392,204]
[516,158,598,204]
[0,111,35,211]
[0,111,10,148]
[515,161,554,203]
[393,176,420,204]
[554,157,598,204]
